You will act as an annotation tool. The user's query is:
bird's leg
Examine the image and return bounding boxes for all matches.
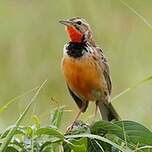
[66,108,83,132]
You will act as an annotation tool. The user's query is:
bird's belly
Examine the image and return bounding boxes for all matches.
[62,56,104,101]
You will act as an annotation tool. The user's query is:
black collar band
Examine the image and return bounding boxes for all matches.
[66,42,88,58]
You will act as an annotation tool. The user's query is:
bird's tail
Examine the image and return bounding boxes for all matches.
[97,101,120,121]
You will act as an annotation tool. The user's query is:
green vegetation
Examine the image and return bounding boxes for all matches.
[1,110,152,152]
[0,0,152,129]
[0,77,152,151]
[0,103,152,152]
[0,105,152,152]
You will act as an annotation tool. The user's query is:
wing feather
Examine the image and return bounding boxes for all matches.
[67,85,88,112]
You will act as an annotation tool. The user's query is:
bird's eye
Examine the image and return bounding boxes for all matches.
[76,21,82,25]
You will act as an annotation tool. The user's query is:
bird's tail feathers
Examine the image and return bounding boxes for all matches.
[97,101,120,121]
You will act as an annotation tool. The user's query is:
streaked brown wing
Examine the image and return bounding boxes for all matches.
[103,66,112,95]
[97,47,112,95]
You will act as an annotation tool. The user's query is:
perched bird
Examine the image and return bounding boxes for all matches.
[59,17,120,128]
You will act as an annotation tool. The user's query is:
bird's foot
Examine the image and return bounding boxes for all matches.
[66,121,75,133]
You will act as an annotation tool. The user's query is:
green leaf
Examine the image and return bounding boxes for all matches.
[11,138,27,152]
[90,121,128,151]
[32,115,41,129]
[40,139,62,152]
[91,120,123,136]
[64,121,92,152]
[133,146,152,152]
[40,143,62,152]
[5,146,19,152]
[65,134,128,152]
[24,126,33,137]
[50,106,65,128]
[91,120,152,150]
[36,127,64,139]
[64,138,87,152]
[88,139,105,152]
[115,121,152,146]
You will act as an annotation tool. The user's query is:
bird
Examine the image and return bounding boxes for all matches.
[59,17,120,129]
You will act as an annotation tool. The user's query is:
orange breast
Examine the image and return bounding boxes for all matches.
[61,55,104,101]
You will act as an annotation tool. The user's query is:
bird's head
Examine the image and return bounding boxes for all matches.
[59,17,93,44]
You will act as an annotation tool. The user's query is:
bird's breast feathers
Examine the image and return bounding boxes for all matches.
[61,52,107,101]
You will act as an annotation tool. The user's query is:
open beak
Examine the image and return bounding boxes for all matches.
[59,19,73,26]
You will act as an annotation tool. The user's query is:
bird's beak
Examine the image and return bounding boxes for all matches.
[59,19,73,26]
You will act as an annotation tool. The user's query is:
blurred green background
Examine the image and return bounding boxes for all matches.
[0,0,152,131]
